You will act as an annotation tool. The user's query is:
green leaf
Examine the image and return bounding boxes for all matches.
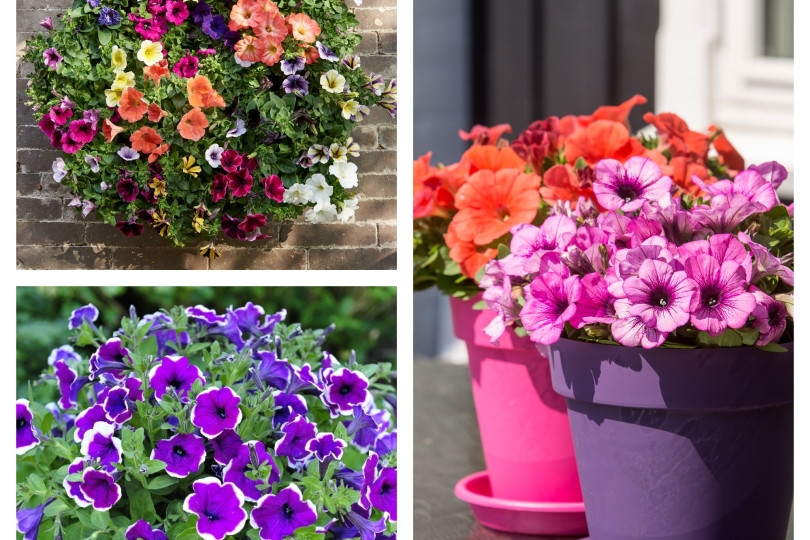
[127,480,159,522]
[28,473,46,494]
[98,28,111,46]
[43,499,69,517]
[145,460,167,475]
[757,342,789,353]
[90,509,109,529]
[147,475,179,490]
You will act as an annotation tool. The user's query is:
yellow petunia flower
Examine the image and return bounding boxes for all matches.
[111,71,136,90]
[111,45,127,71]
[105,87,124,107]
[200,241,221,259]
[180,155,202,177]
[149,176,167,197]
[152,209,170,237]
[137,40,164,66]
[320,69,346,94]
[192,215,204,233]
[339,100,360,120]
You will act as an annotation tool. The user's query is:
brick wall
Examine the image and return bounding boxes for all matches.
[16,0,396,270]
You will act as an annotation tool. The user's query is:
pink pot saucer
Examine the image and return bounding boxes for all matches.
[455,471,588,537]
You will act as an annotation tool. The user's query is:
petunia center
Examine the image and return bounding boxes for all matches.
[17,417,27,430]
[283,503,294,519]
[216,407,228,419]
[173,445,186,457]
[650,288,671,308]
[701,287,722,308]
[495,204,510,222]
[204,511,219,522]
[379,481,392,496]
[339,384,352,396]
[167,378,183,390]
[617,181,639,203]
[768,305,782,326]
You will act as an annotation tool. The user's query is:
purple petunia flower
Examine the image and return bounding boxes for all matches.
[594,157,672,213]
[98,6,121,26]
[63,457,91,507]
[52,157,67,182]
[342,55,360,71]
[281,56,305,75]
[306,433,346,462]
[324,368,369,415]
[212,429,244,465]
[520,271,582,345]
[187,305,227,326]
[86,0,100,6]
[85,154,101,173]
[223,441,280,502]
[226,117,246,138]
[74,403,113,442]
[569,272,616,328]
[151,432,206,478]
[190,1,212,25]
[118,146,141,162]
[16,499,54,540]
[691,193,763,234]
[751,288,789,346]
[369,467,397,521]
[191,386,243,438]
[80,421,122,470]
[622,259,695,334]
[49,344,81,365]
[43,47,62,69]
[374,430,397,456]
[748,161,788,190]
[344,505,388,540]
[82,199,97,217]
[126,520,168,540]
[89,337,131,380]
[40,16,53,30]
[683,255,756,336]
[315,41,339,62]
[183,478,248,540]
[16,399,39,455]
[272,391,307,427]
[80,469,121,511]
[254,351,290,391]
[692,169,778,212]
[737,232,794,286]
[275,416,317,462]
[123,376,145,402]
[54,360,78,410]
[148,355,205,402]
[202,14,228,39]
[250,484,318,540]
[282,74,309,96]
[307,144,330,164]
[103,386,133,423]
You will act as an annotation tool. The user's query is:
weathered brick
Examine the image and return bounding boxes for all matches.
[17,0,72,10]
[110,248,209,270]
[210,248,307,270]
[17,101,36,127]
[364,106,396,126]
[17,221,84,245]
[279,223,376,247]
[359,174,396,198]
[378,126,396,149]
[17,197,62,220]
[17,78,29,102]
[356,31,379,55]
[16,245,111,269]
[85,223,182,249]
[379,31,397,55]
[18,124,49,149]
[18,148,63,173]
[358,55,397,79]
[17,9,63,34]
[354,8,397,31]
[379,224,396,245]
[350,125,378,149]
[308,248,396,270]
[354,198,397,222]
[352,150,396,175]
[17,172,62,196]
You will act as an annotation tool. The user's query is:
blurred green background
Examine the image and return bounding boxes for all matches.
[17,286,396,399]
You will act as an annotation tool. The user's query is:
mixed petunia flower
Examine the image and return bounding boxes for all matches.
[24,0,397,257]
[17,302,397,539]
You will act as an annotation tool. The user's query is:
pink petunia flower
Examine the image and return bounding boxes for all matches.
[622,259,695,333]
[750,288,788,346]
[683,255,756,336]
[520,271,582,344]
[593,157,672,212]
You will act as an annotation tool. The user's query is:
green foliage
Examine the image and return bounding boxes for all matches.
[22,0,394,250]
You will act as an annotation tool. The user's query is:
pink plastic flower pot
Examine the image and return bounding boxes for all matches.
[547,338,793,540]
[450,297,583,504]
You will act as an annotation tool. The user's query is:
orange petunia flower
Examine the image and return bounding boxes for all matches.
[187,75,226,109]
[460,144,527,176]
[539,164,596,208]
[148,143,171,164]
[259,0,281,16]
[558,94,649,144]
[229,0,263,31]
[445,222,499,281]
[286,13,321,43]
[708,125,745,172]
[130,126,163,154]
[642,112,710,162]
[235,35,263,64]
[563,120,645,166]
[147,103,170,122]
[413,153,463,219]
[665,156,716,197]
[300,44,319,64]
[458,123,512,145]
[118,87,148,123]
[103,118,125,143]
[255,9,288,43]
[452,168,541,246]
[177,108,209,141]
[258,38,284,66]
[144,59,170,87]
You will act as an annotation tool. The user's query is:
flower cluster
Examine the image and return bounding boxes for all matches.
[479,157,793,349]
[16,302,397,539]
[24,0,396,258]
[413,96,745,296]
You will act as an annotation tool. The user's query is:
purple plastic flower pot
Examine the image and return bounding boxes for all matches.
[546,338,793,540]
[450,297,583,504]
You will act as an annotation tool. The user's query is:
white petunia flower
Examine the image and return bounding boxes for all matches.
[320,70,346,93]
[305,202,338,223]
[328,161,359,189]
[283,183,314,205]
[306,173,334,206]
[205,144,224,168]
[337,196,360,222]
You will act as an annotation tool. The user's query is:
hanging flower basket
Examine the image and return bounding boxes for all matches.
[23,0,396,258]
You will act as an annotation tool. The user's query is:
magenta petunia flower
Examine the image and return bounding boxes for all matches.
[49,105,73,126]
[737,232,794,286]
[220,149,242,172]
[16,399,39,455]
[151,432,206,478]
[622,259,695,333]
[250,484,317,540]
[228,169,253,198]
[80,421,122,471]
[211,173,228,202]
[369,467,397,521]
[642,199,706,245]
[593,157,672,212]
[68,120,96,144]
[748,161,788,189]
[165,0,189,24]
[222,441,280,502]
[39,16,53,30]
[611,299,667,349]
[183,478,248,540]
[520,271,582,345]
[691,169,777,211]
[172,54,199,78]
[570,272,617,328]
[116,219,144,237]
[148,355,205,402]
[79,469,121,511]
[238,213,267,233]
[684,255,756,336]
[125,520,167,540]
[262,175,285,202]
[691,193,763,233]
[61,132,82,154]
[43,47,62,69]
[191,386,243,438]
[750,288,788,346]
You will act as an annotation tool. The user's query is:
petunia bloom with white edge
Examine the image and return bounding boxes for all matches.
[191,386,243,439]
[183,477,248,540]
[52,158,67,182]
[329,161,359,189]
[205,143,224,168]
[80,421,123,471]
